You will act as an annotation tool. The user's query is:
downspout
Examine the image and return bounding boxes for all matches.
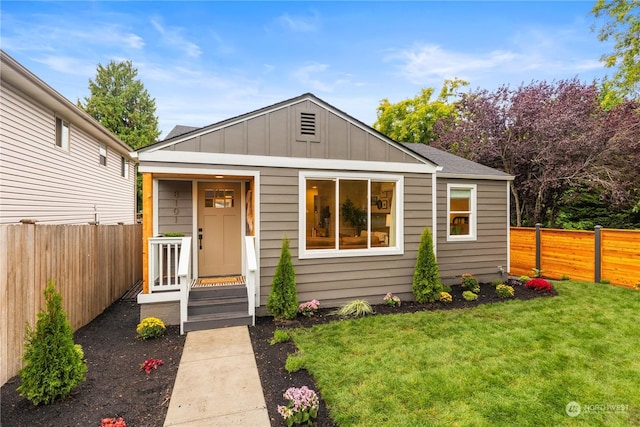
[431,173,438,257]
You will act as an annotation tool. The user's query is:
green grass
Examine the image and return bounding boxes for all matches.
[292,282,640,426]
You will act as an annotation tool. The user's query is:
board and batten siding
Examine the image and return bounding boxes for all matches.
[156,180,193,236]
[0,82,135,225]
[259,168,432,307]
[436,178,509,283]
[164,99,422,165]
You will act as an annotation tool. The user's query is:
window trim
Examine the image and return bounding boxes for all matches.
[446,183,477,241]
[121,156,129,178]
[298,170,404,259]
[55,117,70,151]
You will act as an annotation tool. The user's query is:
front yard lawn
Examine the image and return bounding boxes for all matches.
[292,282,640,426]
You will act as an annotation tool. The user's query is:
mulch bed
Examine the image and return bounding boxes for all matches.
[249,281,557,427]
[1,280,555,427]
[1,299,185,427]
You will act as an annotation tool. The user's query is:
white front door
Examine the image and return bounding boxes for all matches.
[197,182,242,276]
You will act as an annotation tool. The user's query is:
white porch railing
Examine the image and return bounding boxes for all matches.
[148,237,192,292]
[178,237,193,335]
[244,236,258,326]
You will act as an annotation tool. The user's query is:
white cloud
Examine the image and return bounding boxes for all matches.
[34,55,96,77]
[150,17,202,58]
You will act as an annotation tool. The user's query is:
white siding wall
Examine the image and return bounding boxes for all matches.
[0,83,136,224]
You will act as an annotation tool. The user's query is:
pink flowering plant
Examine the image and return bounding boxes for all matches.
[383,292,401,307]
[100,418,126,427]
[525,278,554,292]
[298,299,320,317]
[277,386,319,426]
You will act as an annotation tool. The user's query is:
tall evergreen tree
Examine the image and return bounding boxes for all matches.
[412,227,442,303]
[79,60,160,149]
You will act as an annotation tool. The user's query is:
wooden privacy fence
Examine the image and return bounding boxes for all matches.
[0,223,142,386]
[510,225,640,288]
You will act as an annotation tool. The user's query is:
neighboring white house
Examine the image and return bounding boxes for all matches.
[0,50,137,225]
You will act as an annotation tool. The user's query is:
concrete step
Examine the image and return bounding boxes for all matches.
[188,296,248,316]
[183,312,253,333]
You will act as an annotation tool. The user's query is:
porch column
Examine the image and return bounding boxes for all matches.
[142,173,153,293]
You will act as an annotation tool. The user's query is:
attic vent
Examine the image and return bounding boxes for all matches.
[300,112,316,136]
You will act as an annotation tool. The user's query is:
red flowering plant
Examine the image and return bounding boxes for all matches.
[525,278,554,292]
[140,358,164,374]
[100,418,126,427]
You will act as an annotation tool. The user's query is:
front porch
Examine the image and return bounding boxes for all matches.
[137,235,258,334]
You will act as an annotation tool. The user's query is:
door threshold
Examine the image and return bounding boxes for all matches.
[193,276,245,287]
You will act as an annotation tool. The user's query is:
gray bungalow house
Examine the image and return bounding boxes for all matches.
[134,93,513,333]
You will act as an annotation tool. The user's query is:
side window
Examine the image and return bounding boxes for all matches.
[121,156,128,178]
[99,144,107,166]
[448,184,477,241]
[55,117,70,150]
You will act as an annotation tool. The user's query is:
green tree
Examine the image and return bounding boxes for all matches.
[267,237,298,320]
[374,78,468,143]
[79,60,160,149]
[412,227,442,303]
[18,280,87,405]
[592,0,640,107]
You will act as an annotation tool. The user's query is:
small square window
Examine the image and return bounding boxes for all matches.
[99,144,107,166]
[55,117,69,150]
[447,184,477,241]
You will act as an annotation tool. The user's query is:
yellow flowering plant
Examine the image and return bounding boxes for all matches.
[136,317,166,340]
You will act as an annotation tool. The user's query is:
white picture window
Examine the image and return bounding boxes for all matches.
[55,117,70,150]
[299,171,403,259]
[447,184,477,241]
[99,144,107,166]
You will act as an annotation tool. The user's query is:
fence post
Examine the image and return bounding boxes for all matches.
[594,225,602,283]
[535,223,542,275]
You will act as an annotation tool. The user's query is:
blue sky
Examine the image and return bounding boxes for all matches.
[1,1,611,139]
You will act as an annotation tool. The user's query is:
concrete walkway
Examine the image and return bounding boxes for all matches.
[164,327,271,427]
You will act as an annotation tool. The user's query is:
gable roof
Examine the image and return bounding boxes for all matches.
[403,143,513,180]
[138,93,432,167]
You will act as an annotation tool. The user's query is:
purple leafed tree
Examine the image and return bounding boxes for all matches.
[434,78,639,226]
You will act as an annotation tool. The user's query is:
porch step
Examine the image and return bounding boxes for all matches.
[183,312,253,333]
[184,284,251,332]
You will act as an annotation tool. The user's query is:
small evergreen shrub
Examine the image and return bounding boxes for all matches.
[412,227,443,303]
[18,280,87,405]
[442,284,452,293]
[270,329,291,345]
[462,290,478,301]
[333,300,373,317]
[496,284,515,298]
[461,273,480,293]
[267,237,299,320]
[136,317,166,340]
[285,352,305,373]
[491,279,504,287]
[525,278,554,292]
[439,292,452,303]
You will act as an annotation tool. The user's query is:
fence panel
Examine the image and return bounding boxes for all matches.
[601,229,640,288]
[0,223,142,386]
[510,226,640,288]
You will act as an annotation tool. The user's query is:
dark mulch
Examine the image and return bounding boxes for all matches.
[1,281,555,427]
[249,281,557,427]
[1,299,185,427]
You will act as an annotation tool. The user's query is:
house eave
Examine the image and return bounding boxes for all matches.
[138,151,439,174]
[437,172,514,181]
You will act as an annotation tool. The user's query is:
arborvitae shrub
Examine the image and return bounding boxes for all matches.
[18,280,87,405]
[267,237,298,320]
[412,227,443,303]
